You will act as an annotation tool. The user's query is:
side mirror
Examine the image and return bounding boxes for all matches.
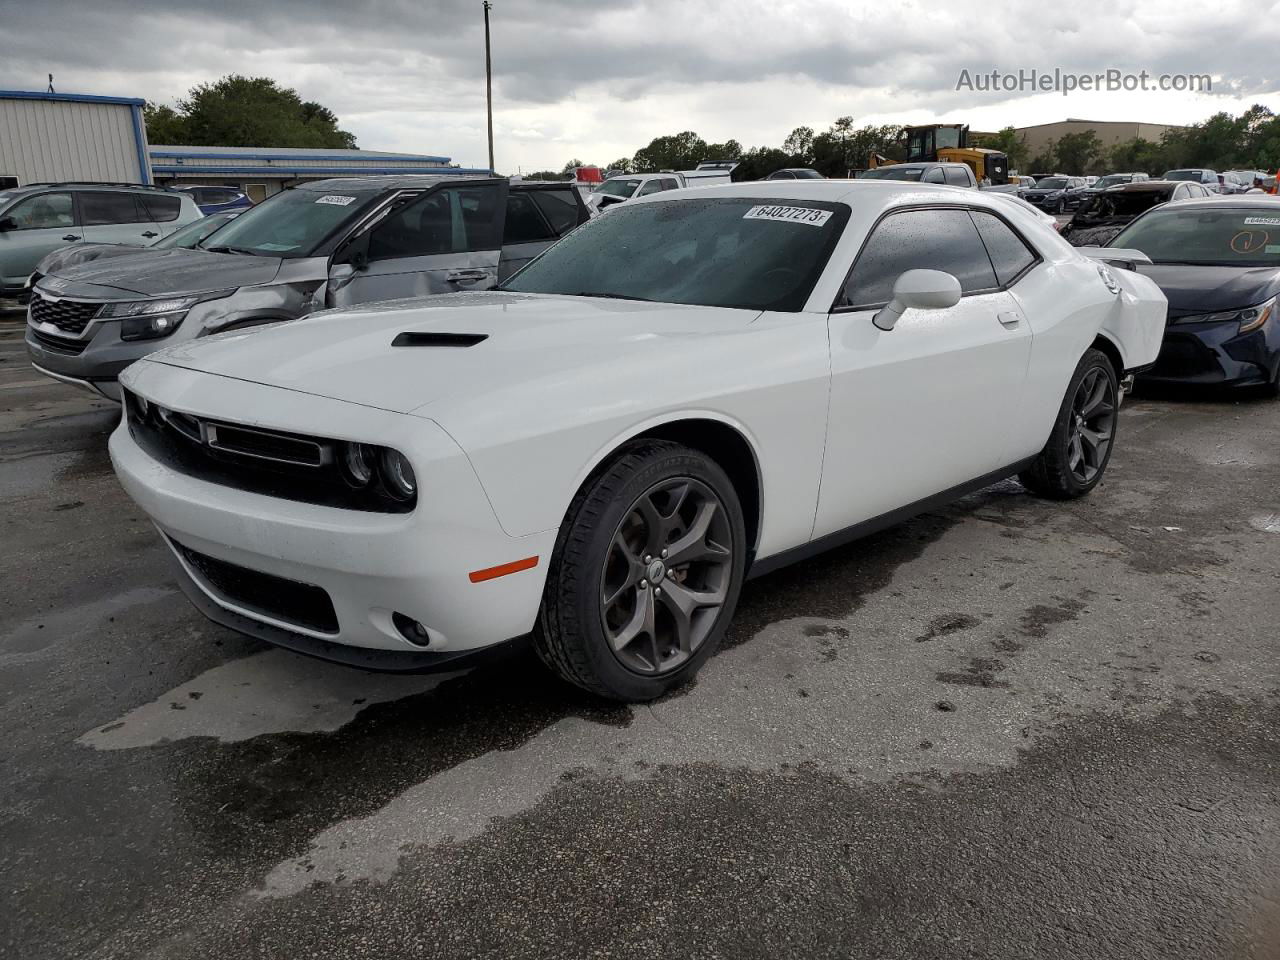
[328,262,357,290]
[0,216,14,232]
[873,269,962,331]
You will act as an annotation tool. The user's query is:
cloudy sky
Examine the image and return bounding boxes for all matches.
[3,0,1278,171]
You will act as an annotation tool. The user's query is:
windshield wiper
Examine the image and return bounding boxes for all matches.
[202,245,255,256]
[566,291,654,302]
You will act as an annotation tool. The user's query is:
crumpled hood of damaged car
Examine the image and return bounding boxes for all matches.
[144,291,762,415]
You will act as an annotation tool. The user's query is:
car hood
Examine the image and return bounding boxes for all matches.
[1135,263,1280,314]
[40,247,282,298]
[144,291,762,415]
[1025,188,1063,195]
[34,243,144,276]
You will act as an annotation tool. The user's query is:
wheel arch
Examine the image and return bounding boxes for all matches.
[1091,332,1125,380]
[570,414,765,557]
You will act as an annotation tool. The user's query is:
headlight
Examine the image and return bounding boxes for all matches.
[1238,296,1275,334]
[99,297,201,318]
[101,291,233,341]
[340,442,375,487]
[380,450,417,501]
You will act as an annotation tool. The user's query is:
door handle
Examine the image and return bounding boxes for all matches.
[141,231,159,238]
[62,234,80,241]
[447,269,488,284]
[997,311,1023,328]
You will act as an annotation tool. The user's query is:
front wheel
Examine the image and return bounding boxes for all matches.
[534,440,746,701]
[1020,349,1119,499]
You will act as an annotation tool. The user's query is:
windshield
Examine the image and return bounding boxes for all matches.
[196,188,378,257]
[1036,178,1070,190]
[153,213,238,249]
[502,196,849,311]
[1092,176,1129,189]
[1112,206,1280,266]
[596,179,642,198]
[1163,170,1203,182]
[859,167,924,181]
[792,169,823,179]
[1076,190,1170,220]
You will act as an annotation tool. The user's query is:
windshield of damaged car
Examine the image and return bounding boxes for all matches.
[1112,207,1280,266]
[596,179,642,198]
[1035,178,1069,190]
[502,197,850,311]
[1076,191,1169,220]
[858,167,925,181]
[195,187,379,257]
[1092,175,1129,189]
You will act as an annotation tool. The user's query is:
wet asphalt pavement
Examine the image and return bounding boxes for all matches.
[1,310,1278,959]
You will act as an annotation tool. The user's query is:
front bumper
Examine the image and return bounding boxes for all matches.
[25,315,156,402]
[109,363,556,661]
[1136,320,1279,388]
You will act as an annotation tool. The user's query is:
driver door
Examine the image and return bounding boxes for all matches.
[814,207,1033,538]
[0,191,79,288]
[329,181,507,308]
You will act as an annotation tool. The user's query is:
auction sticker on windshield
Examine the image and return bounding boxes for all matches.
[743,205,833,227]
[315,195,358,206]
[1244,216,1280,226]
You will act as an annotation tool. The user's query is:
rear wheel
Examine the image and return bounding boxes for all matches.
[1020,349,1118,499]
[534,440,746,701]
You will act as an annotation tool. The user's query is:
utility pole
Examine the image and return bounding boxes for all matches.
[483,1,495,174]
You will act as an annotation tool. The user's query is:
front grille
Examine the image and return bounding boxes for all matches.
[1150,335,1217,377]
[29,292,101,334]
[123,389,415,514]
[30,327,90,356]
[173,538,339,634]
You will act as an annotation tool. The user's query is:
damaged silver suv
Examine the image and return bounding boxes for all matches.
[26,175,588,400]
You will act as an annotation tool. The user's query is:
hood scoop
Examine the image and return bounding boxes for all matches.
[391,332,488,348]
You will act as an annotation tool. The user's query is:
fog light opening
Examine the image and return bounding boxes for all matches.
[392,612,432,648]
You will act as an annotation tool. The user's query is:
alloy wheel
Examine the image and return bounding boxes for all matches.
[599,477,734,675]
[1067,367,1116,484]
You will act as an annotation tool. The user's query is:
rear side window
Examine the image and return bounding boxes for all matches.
[139,193,182,222]
[80,192,144,225]
[944,167,970,187]
[503,191,555,244]
[970,211,1037,286]
[531,189,581,236]
[841,208,998,307]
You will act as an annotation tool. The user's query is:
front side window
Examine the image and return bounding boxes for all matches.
[638,180,666,197]
[366,184,502,261]
[944,166,970,186]
[3,192,74,229]
[971,211,1037,286]
[841,208,999,307]
[502,191,556,244]
[922,167,946,184]
[503,196,849,312]
[198,187,380,257]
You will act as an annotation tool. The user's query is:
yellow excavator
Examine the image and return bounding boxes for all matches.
[870,124,1010,185]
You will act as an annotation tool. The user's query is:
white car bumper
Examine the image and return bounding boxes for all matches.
[109,363,555,668]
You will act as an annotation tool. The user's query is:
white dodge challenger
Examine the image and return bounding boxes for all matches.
[109,181,1166,701]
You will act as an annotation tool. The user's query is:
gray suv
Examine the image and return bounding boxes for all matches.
[26,176,589,400]
[0,183,202,300]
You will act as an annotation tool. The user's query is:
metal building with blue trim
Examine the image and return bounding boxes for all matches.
[149,145,491,201]
[0,90,152,187]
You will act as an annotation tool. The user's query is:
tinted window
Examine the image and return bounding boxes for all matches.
[944,166,970,186]
[502,191,555,244]
[842,208,998,307]
[971,211,1037,286]
[530,189,581,236]
[367,184,502,260]
[503,197,848,312]
[139,193,182,222]
[4,192,74,229]
[80,192,144,226]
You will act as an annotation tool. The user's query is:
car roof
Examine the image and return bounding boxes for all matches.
[1138,197,1280,212]
[3,181,181,195]
[293,174,498,192]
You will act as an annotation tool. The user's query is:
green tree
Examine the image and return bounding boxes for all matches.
[559,158,587,175]
[1108,137,1169,176]
[632,131,709,172]
[606,157,634,174]
[1054,131,1102,175]
[144,75,356,148]
[1027,141,1058,174]
[782,126,815,162]
[985,126,1030,171]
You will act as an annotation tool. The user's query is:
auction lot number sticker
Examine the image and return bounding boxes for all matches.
[315,195,358,206]
[744,205,832,227]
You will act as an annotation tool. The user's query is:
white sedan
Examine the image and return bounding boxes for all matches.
[109,181,1167,701]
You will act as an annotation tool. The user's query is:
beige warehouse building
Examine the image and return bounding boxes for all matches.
[1014,118,1183,157]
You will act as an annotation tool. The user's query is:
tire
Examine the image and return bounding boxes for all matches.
[1020,349,1119,500]
[534,440,747,701]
